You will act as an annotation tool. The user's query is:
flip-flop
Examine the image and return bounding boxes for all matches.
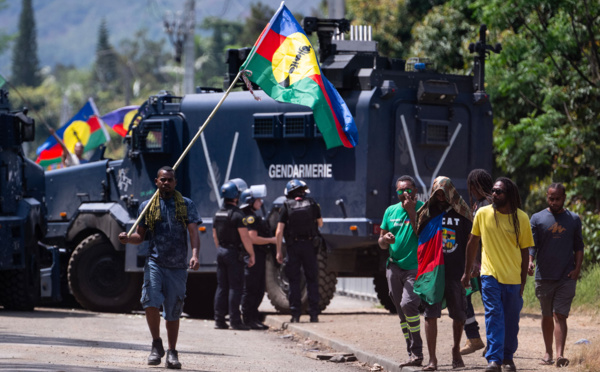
[422,364,437,371]
[556,357,570,367]
[452,359,465,368]
[539,358,555,365]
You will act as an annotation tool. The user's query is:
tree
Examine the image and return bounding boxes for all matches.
[472,0,600,211]
[11,0,40,87]
[93,18,119,91]
[0,0,12,57]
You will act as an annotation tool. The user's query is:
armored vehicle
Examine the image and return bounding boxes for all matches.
[42,21,498,317]
[0,88,60,310]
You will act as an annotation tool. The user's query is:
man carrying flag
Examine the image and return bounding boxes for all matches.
[239,2,358,150]
[415,176,472,371]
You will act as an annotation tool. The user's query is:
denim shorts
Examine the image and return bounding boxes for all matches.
[535,278,577,317]
[141,259,188,321]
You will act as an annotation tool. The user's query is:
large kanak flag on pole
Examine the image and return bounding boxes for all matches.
[240,3,358,149]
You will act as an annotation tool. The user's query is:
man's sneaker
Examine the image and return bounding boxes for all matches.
[460,337,485,355]
[249,321,269,330]
[485,361,501,372]
[230,321,250,330]
[310,315,319,323]
[502,359,517,372]
[290,316,300,323]
[214,320,229,330]
[147,337,165,365]
[165,349,181,369]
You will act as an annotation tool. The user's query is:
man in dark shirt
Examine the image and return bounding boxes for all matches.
[529,183,584,368]
[119,166,201,369]
[416,176,472,371]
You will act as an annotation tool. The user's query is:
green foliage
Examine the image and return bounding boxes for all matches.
[11,0,40,87]
[476,0,600,211]
[0,0,12,56]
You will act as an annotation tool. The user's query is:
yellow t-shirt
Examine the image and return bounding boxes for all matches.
[472,205,534,284]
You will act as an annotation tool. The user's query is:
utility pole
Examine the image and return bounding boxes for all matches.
[164,0,196,95]
[327,0,345,18]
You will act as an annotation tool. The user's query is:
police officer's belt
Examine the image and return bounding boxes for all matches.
[292,235,314,242]
[220,243,242,250]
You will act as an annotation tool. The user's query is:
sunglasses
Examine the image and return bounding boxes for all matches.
[491,188,505,195]
[397,188,413,195]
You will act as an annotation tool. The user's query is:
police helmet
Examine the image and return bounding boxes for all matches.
[284,179,309,196]
[220,181,240,199]
[240,185,267,209]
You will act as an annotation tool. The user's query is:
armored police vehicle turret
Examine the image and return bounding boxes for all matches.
[41,21,498,317]
[0,88,60,310]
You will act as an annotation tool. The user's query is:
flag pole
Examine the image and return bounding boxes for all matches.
[127,69,245,237]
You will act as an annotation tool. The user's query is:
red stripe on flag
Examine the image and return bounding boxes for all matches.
[257,29,286,61]
[36,143,63,161]
[87,116,101,131]
[416,231,445,278]
[309,74,353,148]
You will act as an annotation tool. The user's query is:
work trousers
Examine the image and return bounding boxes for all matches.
[465,276,482,339]
[242,247,267,322]
[285,240,319,317]
[214,247,244,323]
[386,264,423,359]
[481,275,523,364]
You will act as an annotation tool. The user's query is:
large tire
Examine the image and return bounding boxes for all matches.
[373,272,397,314]
[264,247,337,314]
[0,230,41,311]
[183,274,217,319]
[68,233,142,313]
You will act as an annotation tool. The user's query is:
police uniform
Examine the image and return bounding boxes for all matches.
[213,203,246,327]
[241,208,271,327]
[279,196,321,319]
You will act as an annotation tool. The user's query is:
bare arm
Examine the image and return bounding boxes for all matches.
[317,217,323,228]
[275,222,285,264]
[248,230,276,245]
[118,225,147,245]
[378,229,395,250]
[568,250,583,279]
[520,248,529,296]
[187,223,200,270]
[212,228,219,249]
[402,197,418,234]
[238,227,255,267]
[461,234,480,288]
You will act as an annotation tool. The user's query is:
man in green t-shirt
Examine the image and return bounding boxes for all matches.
[379,175,424,368]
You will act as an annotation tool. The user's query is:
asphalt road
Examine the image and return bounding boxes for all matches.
[0,299,371,372]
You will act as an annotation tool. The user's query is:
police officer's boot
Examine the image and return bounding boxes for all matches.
[147,337,165,365]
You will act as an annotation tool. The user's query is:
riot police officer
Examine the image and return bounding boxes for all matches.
[213,180,255,330]
[240,186,276,330]
[275,179,323,323]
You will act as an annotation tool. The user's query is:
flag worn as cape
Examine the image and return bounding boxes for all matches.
[36,99,109,167]
[414,212,446,305]
[100,105,139,137]
[240,3,358,149]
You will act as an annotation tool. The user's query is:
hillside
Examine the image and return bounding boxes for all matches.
[0,0,324,76]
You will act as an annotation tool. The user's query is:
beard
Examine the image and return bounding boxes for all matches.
[493,198,507,209]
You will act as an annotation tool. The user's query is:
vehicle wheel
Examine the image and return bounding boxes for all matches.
[68,233,142,313]
[0,228,41,311]
[373,272,397,314]
[265,247,337,314]
[183,274,217,319]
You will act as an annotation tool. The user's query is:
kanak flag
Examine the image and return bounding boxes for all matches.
[413,212,446,305]
[240,3,358,149]
[36,99,109,167]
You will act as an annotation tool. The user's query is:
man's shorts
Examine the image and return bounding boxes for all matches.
[141,259,188,321]
[535,278,577,317]
[424,278,467,321]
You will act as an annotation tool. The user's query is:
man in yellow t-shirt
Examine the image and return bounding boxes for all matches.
[462,177,534,372]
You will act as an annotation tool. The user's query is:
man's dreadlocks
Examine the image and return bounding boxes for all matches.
[467,168,493,207]
[493,177,522,249]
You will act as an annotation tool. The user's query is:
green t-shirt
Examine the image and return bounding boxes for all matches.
[381,200,424,270]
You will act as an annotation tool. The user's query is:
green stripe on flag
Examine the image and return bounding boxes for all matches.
[85,128,108,151]
[414,265,446,305]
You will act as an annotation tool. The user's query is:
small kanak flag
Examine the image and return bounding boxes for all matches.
[240,2,358,149]
[414,212,446,305]
[100,105,139,137]
[36,99,109,167]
